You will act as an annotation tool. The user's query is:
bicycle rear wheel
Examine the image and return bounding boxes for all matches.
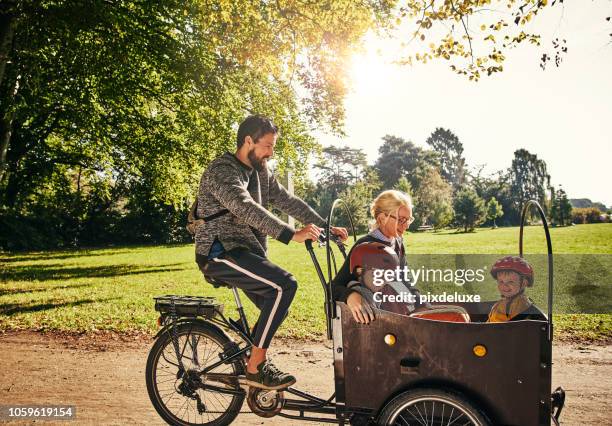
[146,321,245,426]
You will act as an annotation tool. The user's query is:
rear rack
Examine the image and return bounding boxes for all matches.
[154,295,223,318]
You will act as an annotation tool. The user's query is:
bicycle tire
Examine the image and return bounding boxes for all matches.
[377,388,491,426]
[146,321,245,426]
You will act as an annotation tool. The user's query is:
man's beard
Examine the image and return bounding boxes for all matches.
[248,150,268,171]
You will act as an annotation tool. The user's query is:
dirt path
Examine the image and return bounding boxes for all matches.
[0,331,610,425]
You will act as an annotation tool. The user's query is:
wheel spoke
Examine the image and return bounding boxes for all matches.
[446,407,454,426]
[404,407,427,425]
[390,395,481,426]
[447,411,465,426]
[156,376,179,385]
[201,337,218,367]
[396,413,412,425]
[413,404,428,425]
[430,401,435,426]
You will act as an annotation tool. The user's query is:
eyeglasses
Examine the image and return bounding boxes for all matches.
[387,213,415,226]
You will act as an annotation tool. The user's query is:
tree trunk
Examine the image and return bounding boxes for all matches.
[0,8,17,88]
[0,4,19,185]
[0,110,14,184]
[0,74,18,185]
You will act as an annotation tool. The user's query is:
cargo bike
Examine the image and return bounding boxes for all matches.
[145,199,565,425]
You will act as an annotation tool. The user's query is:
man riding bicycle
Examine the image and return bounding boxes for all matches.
[195,114,347,391]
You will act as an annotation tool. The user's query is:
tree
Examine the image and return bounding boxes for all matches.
[470,166,520,225]
[394,1,610,80]
[509,149,550,218]
[430,200,455,230]
[395,176,413,196]
[486,197,504,228]
[0,0,390,202]
[314,146,367,194]
[309,145,368,217]
[453,188,486,232]
[302,166,380,233]
[412,167,454,229]
[551,188,572,226]
[0,0,393,248]
[425,127,466,191]
[374,135,438,190]
[338,168,381,232]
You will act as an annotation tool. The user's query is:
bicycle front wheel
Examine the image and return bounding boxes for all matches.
[378,388,491,426]
[146,321,245,426]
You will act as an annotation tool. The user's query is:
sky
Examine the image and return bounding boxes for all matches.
[313,2,612,207]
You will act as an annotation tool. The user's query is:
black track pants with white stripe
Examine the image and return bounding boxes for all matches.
[198,248,297,349]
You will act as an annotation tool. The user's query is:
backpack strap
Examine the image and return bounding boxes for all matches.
[201,208,229,222]
[187,197,230,236]
[190,197,230,222]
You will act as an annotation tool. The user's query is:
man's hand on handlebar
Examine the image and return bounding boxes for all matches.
[292,225,348,244]
[292,224,321,243]
[330,226,348,242]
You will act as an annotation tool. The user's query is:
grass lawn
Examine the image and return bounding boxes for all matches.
[1,223,610,342]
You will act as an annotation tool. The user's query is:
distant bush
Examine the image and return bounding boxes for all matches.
[0,204,191,251]
[0,210,63,251]
[572,207,608,224]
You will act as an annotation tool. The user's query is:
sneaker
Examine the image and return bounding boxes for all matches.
[245,360,296,390]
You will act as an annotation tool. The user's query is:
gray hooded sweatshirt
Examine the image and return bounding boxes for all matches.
[195,152,325,259]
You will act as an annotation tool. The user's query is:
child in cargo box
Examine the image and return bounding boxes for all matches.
[487,256,546,322]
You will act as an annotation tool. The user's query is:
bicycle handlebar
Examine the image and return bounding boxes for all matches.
[305,230,345,250]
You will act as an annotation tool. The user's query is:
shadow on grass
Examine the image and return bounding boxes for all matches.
[0,283,93,296]
[1,263,189,282]
[0,250,137,263]
[415,229,478,236]
[0,243,191,263]
[568,255,612,314]
[0,297,118,316]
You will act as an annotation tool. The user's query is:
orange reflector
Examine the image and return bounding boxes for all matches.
[157,317,162,327]
[384,334,396,346]
[473,344,487,357]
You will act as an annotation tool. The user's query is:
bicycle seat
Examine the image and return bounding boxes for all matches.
[204,275,231,289]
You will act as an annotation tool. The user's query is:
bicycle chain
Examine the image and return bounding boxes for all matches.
[183,408,255,415]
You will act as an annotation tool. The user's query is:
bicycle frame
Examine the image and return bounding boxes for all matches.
[155,200,357,424]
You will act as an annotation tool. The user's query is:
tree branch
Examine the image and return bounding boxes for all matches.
[450,0,474,65]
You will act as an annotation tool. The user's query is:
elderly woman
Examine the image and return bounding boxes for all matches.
[331,189,417,324]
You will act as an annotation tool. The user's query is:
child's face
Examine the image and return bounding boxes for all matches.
[496,271,526,298]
